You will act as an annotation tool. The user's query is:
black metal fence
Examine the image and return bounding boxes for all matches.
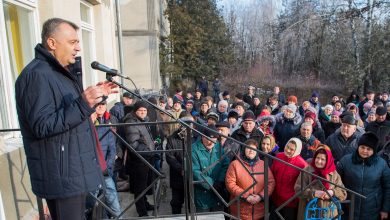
[1,120,366,220]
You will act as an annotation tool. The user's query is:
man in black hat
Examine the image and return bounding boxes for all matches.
[231,111,264,147]
[193,89,203,112]
[123,101,156,217]
[365,106,390,150]
[325,115,362,162]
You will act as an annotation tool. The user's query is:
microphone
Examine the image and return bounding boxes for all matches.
[91,61,118,75]
[90,61,130,79]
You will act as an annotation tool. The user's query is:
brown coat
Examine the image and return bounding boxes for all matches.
[225,158,275,220]
[294,166,347,220]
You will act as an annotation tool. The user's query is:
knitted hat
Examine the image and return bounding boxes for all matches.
[358,132,379,152]
[287,95,298,104]
[311,91,320,98]
[222,91,229,96]
[324,104,334,111]
[285,104,297,113]
[186,99,194,105]
[133,101,148,111]
[305,111,316,122]
[259,109,271,117]
[242,111,256,121]
[331,110,342,117]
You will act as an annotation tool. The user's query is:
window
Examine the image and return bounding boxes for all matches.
[0,1,38,134]
[80,1,96,87]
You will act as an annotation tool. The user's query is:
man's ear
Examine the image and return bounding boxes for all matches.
[46,37,56,50]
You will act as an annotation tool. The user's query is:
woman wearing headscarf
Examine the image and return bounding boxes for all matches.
[270,138,308,220]
[337,132,390,220]
[294,146,347,219]
[226,139,275,220]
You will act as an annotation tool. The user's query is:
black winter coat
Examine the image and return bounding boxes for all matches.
[231,126,264,149]
[15,44,104,199]
[325,130,361,162]
[165,129,185,189]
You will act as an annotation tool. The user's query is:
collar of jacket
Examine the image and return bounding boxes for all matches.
[351,149,379,166]
[35,44,78,81]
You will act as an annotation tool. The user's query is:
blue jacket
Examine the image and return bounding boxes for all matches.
[337,153,390,220]
[15,44,104,199]
[96,114,118,177]
[192,139,229,209]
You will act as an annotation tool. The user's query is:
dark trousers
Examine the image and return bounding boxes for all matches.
[46,194,86,220]
[171,187,184,214]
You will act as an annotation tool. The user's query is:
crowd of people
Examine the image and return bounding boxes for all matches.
[16,17,390,220]
[106,83,390,220]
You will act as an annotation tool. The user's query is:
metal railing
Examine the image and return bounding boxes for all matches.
[1,120,366,220]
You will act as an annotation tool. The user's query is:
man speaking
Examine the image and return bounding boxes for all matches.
[15,18,117,220]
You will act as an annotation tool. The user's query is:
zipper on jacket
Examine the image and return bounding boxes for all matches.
[60,145,65,175]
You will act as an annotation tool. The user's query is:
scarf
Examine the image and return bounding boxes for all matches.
[311,149,336,190]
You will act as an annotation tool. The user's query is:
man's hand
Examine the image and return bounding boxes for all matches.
[96,81,118,96]
[82,86,105,108]
[380,211,388,220]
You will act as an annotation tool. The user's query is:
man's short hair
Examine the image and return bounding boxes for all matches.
[41,18,79,47]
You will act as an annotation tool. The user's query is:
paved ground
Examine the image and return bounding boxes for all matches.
[117,162,173,218]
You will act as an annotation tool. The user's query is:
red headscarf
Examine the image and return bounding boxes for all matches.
[311,148,336,190]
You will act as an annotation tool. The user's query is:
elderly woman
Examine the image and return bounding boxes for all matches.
[319,104,333,128]
[226,139,275,220]
[270,138,308,220]
[294,146,347,219]
[337,132,390,220]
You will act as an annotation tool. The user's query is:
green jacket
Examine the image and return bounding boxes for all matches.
[192,139,229,209]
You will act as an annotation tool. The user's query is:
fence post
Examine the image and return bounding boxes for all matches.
[185,126,196,220]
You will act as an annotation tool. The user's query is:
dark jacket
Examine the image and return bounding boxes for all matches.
[15,44,104,199]
[249,103,264,118]
[274,114,302,151]
[325,130,361,163]
[96,114,118,177]
[337,153,390,220]
[297,135,321,160]
[379,141,390,168]
[110,102,125,122]
[312,123,326,143]
[323,121,341,139]
[166,129,185,189]
[123,112,155,193]
[231,126,264,148]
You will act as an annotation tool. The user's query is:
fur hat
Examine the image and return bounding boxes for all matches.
[358,132,379,152]
[285,104,297,113]
[227,110,239,120]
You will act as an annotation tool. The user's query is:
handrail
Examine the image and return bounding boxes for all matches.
[1,120,367,220]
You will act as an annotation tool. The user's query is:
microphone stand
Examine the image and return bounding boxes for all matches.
[105,73,215,220]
